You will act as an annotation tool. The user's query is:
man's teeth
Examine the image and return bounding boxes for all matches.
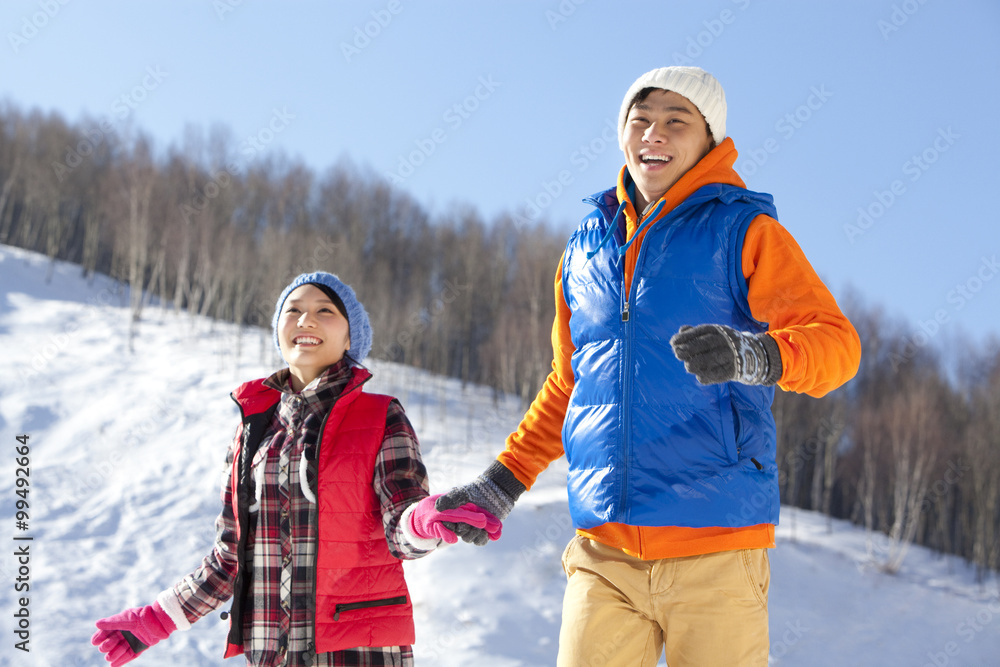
[642,155,671,163]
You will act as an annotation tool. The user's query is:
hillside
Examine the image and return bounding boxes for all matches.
[0,244,997,666]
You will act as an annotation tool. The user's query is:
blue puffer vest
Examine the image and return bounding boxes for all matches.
[562,182,781,530]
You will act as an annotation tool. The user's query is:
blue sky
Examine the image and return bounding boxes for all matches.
[3,0,998,350]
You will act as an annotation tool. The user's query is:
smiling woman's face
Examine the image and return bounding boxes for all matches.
[277,284,351,391]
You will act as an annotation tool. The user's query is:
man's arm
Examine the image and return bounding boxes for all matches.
[497,255,575,488]
[743,215,862,397]
[435,256,576,542]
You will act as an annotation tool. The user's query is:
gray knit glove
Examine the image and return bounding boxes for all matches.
[436,461,526,546]
[670,324,782,386]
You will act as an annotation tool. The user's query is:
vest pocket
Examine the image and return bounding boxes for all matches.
[333,595,408,621]
[718,388,739,464]
[730,397,744,460]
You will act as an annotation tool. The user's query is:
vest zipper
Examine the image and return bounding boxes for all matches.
[620,270,632,521]
[310,375,369,643]
[311,405,334,641]
[333,595,408,621]
[619,200,669,523]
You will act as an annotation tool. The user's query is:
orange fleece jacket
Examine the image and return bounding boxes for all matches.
[497,138,861,560]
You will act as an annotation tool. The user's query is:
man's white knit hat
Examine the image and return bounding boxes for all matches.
[617,66,727,150]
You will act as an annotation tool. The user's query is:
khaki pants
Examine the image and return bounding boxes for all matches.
[557,536,770,667]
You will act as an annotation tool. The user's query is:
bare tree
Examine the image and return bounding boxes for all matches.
[879,381,939,573]
[964,347,1000,581]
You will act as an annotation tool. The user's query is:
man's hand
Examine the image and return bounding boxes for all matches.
[670,324,782,386]
[407,493,502,544]
[436,461,526,546]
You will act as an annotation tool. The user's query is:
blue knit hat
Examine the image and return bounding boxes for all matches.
[271,272,372,364]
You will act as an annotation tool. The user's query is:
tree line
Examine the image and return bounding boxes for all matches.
[1,102,997,578]
[775,303,999,580]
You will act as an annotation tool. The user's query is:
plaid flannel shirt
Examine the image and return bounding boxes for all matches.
[168,360,433,666]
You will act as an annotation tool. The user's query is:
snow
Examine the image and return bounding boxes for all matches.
[0,244,998,666]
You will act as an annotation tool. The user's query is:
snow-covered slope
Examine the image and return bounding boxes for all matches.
[1,245,997,666]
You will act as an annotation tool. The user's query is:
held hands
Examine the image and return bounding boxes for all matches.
[670,324,782,386]
[435,461,526,546]
[92,601,176,666]
[408,493,502,545]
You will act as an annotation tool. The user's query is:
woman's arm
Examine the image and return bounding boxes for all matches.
[374,400,437,559]
[158,430,242,629]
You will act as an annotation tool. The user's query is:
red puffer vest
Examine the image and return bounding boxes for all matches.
[224,367,414,658]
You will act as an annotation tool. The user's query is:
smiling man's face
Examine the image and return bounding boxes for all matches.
[622,88,714,212]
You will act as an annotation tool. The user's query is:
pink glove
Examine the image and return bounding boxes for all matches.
[92,601,176,667]
[409,493,503,544]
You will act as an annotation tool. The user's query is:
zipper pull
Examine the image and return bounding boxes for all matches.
[622,302,630,322]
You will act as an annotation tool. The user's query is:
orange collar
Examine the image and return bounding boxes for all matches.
[616,137,747,240]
